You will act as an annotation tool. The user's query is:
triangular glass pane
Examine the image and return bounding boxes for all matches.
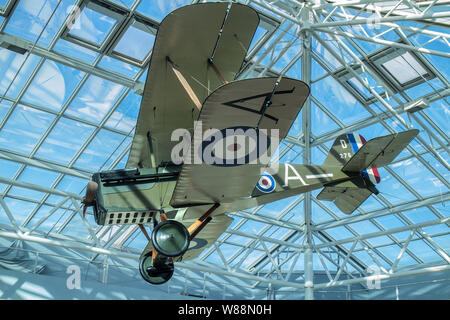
[311,76,372,126]
[311,101,341,136]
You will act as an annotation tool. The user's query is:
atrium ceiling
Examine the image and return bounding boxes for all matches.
[0,0,448,299]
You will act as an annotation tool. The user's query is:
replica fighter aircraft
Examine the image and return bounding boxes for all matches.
[81,3,419,285]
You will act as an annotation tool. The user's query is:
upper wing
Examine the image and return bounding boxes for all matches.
[127,3,259,169]
[170,77,310,208]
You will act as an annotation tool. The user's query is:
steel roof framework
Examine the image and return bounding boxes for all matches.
[0,0,448,299]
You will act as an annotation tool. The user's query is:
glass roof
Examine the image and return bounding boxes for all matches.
[0,0,448,295]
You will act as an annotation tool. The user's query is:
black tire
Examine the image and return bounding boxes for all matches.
[139,253,174,285]
[152,220,190,257]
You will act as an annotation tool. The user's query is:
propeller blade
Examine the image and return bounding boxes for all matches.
[82,181,98,217]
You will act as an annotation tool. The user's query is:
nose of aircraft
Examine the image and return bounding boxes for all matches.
[82,181,98,216]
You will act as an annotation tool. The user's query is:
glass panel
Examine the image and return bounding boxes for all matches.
[226,234,252,247]
[122,227,148,249]
[17,165,60,187]
[407,239,443,263]
[114,24,155,61]
[403,207,439,224]
[55,175,89,195]
[248,26,266,52]
[312,34,343,70]
[7,186,46,202]
[60,213,91,238]
[110,0,135,8]
[311,76,371,126]
[430,235,450,255]
[348,220,382,235]
[324,226,355,241]
[2,197,37,226]
[105,90,141,133]
[25,204,68,232]
[37,0,78,47]
[377,244,418,267]
[22,60,85,112]
[311,200,334,224]
[0,50,40,99]
[35,117,95,164]
[53,39,98,63]
[0,158,21,193]
[376,167,418,205]
[65,76,126,123]
[237,220,268,235]
[4,0,60,43]
[311,101,341,136]
[393,157,445,198]
[73,129,129,171]
[364,235,392,247]
[381,52,428,85]
[279,144,303,164]
[136,0,192,22]
[0,105,55,155]
[0,100,12,124]
[98,56,140,78]
[311,141,332,164]
[68,7,117,45]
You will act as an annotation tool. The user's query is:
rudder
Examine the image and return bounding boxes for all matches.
[323,133,381,184]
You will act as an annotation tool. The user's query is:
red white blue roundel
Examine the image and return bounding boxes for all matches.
[256,173,276,193]
[201,126,271,167]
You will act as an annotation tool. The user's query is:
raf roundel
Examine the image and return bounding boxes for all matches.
[256,173,276,193]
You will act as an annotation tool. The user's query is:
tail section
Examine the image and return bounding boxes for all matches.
[346,133,381,185]
[323,133,381,185]
[319,129,419,214]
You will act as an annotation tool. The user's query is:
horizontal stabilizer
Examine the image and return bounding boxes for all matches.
[317,186,372,214]
[342,129,419,173]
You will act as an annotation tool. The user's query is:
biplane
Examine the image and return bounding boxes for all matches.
[81,3,418,285]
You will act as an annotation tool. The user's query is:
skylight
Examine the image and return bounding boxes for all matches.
[112,18,156,63]
[63,0,126,51]
[381,52,428,85]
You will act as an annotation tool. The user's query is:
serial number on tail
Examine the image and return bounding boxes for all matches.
[221,304,272,315]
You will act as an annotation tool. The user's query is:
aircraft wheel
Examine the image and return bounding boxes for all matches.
[139,253,174,285]
[152,220,190,257]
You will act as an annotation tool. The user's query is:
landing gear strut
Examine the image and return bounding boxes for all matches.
[138,204,220,285]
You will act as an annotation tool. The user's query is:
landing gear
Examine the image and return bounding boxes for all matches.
[139,252,174,285]
[138,204,220,285]
[152,220,190,257]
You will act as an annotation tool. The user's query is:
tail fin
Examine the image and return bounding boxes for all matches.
[323,133,381,184]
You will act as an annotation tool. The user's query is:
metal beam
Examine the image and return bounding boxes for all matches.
[315,217,449,249]
[0,149,91,180]
[301,7,314,300]
[315,192,450,230]
[0,33,140,89]
[315,264,450,289]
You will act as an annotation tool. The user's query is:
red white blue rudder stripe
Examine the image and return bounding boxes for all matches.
[346,133,381,184]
